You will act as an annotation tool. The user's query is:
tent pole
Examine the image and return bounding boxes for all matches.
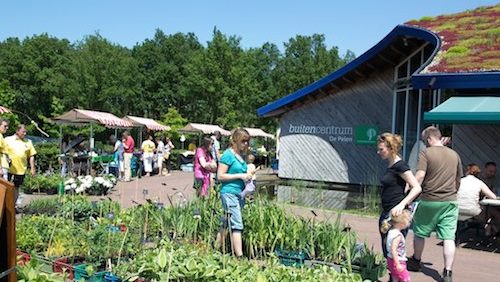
[59,125,63,152]
[90,123,94,150]
[115,128,117,138]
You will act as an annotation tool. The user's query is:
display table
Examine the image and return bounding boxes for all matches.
[91,155,114,175]
[480,198,500,207]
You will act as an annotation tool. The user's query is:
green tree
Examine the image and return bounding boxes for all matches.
[181,28,243,127]
[133,29,202,118]
[161,107,187,141]
[70,33,141,116]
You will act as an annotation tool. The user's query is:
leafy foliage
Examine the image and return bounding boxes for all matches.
[34,142,61,174]
[17,195,385,280]
[114,239,364,282]
[0,29,353,135]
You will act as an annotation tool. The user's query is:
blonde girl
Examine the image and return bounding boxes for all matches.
[381,210,413,282]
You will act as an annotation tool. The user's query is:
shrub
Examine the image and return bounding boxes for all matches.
[22,174,64,194]
[23,197,60,215]
[35,142,61,174]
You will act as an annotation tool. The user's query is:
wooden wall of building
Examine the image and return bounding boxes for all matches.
[452,125,500,168]
[278,69,394,185]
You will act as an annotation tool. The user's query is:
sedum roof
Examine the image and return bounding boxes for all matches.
[407,4,500,73]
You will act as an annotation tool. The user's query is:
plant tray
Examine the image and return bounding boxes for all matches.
[275,248,309,267]
[73,264,106,282]
[30,254,54,274]
[304,260,342,272]
[53,256,86,280]
[16,250,31,266]
[104,272,121,282]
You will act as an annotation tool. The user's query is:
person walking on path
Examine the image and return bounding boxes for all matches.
[155,136,165,176]
[164,137,174,175]
[122,131,135,181]
[193,137,216,198]
[376,133,421,260]
[110,135,124,180]
[216,128,252,257]
[5,124,36,202]
[141,135,156,177]
[0,118,9,180]
[380,210,413,282]
[392,126,463,282]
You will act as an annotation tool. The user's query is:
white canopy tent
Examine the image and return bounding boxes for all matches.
[123,116,170,131]
[124,115,170,144]
[179,123,231,136]
[243,128,274,139]
[52,109,133,149]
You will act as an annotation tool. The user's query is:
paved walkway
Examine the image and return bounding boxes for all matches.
[21,171,500,281]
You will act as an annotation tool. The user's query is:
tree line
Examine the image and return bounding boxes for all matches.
[0,28,355,135]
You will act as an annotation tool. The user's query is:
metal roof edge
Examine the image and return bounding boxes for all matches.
[257,24,440,118]
[412,72,500,89]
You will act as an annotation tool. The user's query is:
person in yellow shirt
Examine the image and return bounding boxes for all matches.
[0,118,10,180]
[141,135,156,177]
[5,124,36,200]
[188,139,197,152]
[0,119,10,180]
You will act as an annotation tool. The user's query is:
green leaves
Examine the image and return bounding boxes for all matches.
[0,29,354,136]
[157,248,167,269]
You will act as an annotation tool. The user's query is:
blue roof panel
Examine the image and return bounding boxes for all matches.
[257,25,440,117]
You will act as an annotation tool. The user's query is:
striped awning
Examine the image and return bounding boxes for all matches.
[52,109,133,128]
[0,106,11,114]
[244,128,274,139]
[124,115,170,131]
[179,123,231,136]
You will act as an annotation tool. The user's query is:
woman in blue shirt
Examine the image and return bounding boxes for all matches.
[216,128,252,257]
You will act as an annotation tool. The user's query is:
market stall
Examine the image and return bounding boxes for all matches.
[243,127,274,139]
[51,109,133,175]
[179,123,231,136]
[123,115,170,144]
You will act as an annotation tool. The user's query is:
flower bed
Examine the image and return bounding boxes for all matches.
[17,195,386,281]
[64,174,117,195]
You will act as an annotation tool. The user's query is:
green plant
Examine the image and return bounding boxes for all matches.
[59,195,95,221]
[22,174,64,194]
[85,223,141,265]
[23,197,60,215]
[115,239,364,282]
[16,215,87,256]
[17,258,66,282]
[34,142,61,174]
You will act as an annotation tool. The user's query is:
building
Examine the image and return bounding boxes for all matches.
[258,5,500,185]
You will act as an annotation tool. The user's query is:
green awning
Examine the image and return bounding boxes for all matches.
[424,96,500,124]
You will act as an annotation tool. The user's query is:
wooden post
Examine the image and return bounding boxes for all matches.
[0,178,16,282]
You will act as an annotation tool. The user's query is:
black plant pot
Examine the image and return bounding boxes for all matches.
[46,188,57,195]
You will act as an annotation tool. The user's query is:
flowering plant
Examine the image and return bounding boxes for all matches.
[65,174,117,195]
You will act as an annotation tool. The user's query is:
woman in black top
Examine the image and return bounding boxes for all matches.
[377,133,421,258]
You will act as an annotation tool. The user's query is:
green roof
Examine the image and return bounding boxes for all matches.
[407,4,500,73]
[424,97,500,124]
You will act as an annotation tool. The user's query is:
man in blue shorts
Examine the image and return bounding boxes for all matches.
[392,126,462,282]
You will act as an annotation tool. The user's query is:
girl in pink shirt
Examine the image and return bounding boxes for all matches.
[194,137,217,198]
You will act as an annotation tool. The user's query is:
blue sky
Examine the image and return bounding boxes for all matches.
[1,0,498,56]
